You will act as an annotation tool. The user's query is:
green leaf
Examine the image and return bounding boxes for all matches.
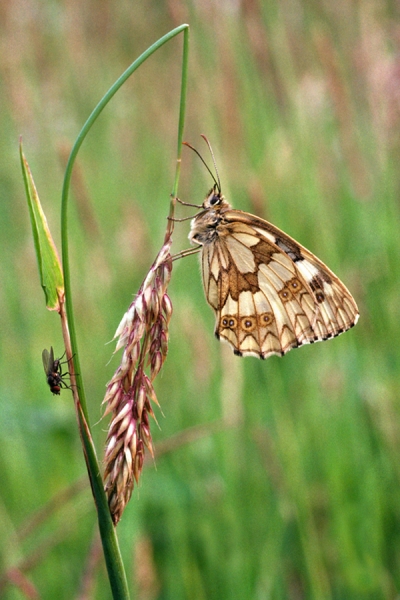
[20,139,64,311]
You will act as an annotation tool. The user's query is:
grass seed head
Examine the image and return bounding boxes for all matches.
[102,240,173,525]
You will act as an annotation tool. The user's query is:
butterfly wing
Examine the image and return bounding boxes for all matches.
[200,210,359,359]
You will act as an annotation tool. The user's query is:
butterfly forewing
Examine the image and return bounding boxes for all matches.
[190,189,359,359]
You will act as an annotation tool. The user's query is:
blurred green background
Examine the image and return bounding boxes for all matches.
[1,1,400,598]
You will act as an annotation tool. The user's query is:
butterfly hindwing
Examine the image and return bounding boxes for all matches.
[204,224,317,358]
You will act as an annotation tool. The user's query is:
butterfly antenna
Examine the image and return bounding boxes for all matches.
[183,140,221,192]
[200,134,221,193]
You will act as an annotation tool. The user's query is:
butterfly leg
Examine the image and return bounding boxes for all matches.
[171,247,201,262]
[167,214,194,223]
[175,196,203,209]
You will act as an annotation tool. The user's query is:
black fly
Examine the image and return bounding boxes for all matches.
[42,347,72,395]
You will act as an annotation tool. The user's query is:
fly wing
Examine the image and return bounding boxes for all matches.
[42,347,55,375]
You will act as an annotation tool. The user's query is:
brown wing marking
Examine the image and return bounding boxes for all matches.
[237,290,279,357]
[257,262,317,354]
[295,254,359,338]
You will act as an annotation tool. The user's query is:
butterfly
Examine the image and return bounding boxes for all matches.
[181,137,359,359]
[42,347,72,394]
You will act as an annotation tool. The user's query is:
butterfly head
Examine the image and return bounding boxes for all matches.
[189,185,232,246]
[202,185,230,211]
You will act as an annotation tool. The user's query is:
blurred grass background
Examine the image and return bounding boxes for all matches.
[1,1,399,598]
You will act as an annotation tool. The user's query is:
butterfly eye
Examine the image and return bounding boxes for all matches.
[209,194,220,206]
